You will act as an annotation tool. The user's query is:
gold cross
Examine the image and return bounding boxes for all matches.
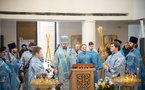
[64,58,67,62]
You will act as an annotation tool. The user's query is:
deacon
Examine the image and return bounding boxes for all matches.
[88,42,102,69]
[88,42,97,53]
[76,44,102,88]
[28,46,49,90]
[20,42,36,90]
[50,35,76,89]
[103,41,126,79]
[87,42,103,80]
[126,36,145,90]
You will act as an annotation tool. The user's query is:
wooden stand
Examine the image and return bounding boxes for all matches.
[120,86,134,90]
[68,64,95,90]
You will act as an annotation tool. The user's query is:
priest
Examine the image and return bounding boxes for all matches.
[6,42,21,90]
[126,36,145,90]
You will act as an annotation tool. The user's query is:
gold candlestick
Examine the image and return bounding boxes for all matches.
[45,33,52,71]
[97,26,106,56]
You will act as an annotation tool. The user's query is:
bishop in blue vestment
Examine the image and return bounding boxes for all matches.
[50,36,76,90]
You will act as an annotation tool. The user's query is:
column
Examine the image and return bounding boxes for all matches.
[82,20,96,47]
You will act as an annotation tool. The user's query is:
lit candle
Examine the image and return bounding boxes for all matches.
[112,75,115,79]
[132,76,134,80]
[131,76,134,81]
[137,68,139,79]
[34,75,36,79]
[137,68,139,73]
[126,77,129,82]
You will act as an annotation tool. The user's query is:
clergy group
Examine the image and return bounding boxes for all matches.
[0,35,145,90]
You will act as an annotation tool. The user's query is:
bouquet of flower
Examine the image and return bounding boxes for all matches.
[95,77,116,90]
[55,82,67,90]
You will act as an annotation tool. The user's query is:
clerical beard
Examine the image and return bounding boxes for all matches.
[130,46,133,50]
[63,46,67,49]
[13,51,17,54]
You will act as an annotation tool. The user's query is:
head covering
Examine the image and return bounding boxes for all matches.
[129,36,138,44]
[114,39,122,44]
[61,35,68,43]
[8,42,17,50]
[0,47,5,52]
[0,48,2,52]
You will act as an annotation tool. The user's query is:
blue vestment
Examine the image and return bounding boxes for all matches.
[6,50,20,90]
[126,47,145,90]
[120,47,125,56]
[0,59,11,90]
[20,50,33,90]
[76,51,102,84]
[105,51,126,79]
[50,45,76,89]
[28,56,49,90]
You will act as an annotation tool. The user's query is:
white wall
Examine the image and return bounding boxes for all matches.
[1,21,16,47]
[128,24,145,47]
[59,21,128,49]
[134,0,145,19]
[0,0,133,14]
[128,25,139,42]
[0,0,134,20]
[59,22,82,45]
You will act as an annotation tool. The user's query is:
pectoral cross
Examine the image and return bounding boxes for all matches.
[64,50,67,62]
[64,58,67,62]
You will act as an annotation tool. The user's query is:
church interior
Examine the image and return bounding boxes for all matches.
[0,0,145,90]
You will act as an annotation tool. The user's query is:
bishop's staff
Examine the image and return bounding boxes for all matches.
[97,27,106,56]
